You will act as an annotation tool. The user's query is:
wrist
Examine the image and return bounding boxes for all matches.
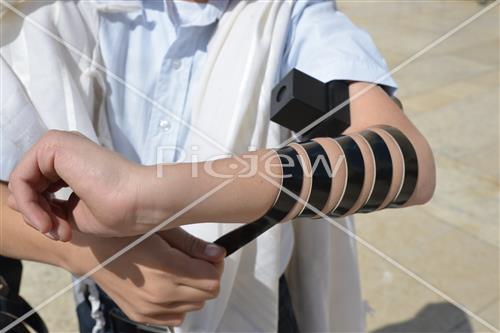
[55,241,83,274]
[133,164,179,229]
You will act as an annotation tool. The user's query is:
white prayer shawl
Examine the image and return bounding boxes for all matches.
[0,1,365,332]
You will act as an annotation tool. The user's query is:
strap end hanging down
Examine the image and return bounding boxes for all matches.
[214,217,278,256]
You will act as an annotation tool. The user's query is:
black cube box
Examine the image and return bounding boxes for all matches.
[270,68,350,141]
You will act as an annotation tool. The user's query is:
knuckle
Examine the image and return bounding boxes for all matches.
[40,130,64,154]
[133,304,148,317]
[8,172,19,185]
[142,288,160,304]
[147,292,166,305]
[169,314,186,326]
[194,302,205,311]
[44,129,62,141]
[130,299,156,320]
[127,312,148,324]
[145,285,173,305]
[207,280,221,298]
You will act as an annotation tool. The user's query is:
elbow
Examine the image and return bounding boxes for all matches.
[410,132,436,206]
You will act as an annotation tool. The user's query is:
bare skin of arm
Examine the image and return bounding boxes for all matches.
[0,182,226,326]
[7,82,436,240]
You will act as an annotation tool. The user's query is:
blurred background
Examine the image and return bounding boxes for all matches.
[18,1,499,332]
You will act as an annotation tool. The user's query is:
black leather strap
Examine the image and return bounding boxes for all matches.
[358,130,393,213]
[0,296,48,333]
[0,256,48,333]
[299,141,331,217]
[0,257,22,296]
[330,136,365,217]
[267,146,304,221]
[377,126,418,207]
[213,216,277,257]
[215,147,303,256]
[0,312,31,333]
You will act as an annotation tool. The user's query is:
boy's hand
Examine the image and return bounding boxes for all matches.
[7,130,162,241]
[65,227,225,326]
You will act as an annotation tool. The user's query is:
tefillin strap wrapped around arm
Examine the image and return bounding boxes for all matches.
[357,130,393,213]
[214,69,353,256]
[214,69,418,256]
[375,125,418,207]
[299,141,331,217]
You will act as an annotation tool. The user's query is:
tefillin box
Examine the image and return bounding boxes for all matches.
[270,68,351,141]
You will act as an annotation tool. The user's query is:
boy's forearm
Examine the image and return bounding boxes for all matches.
[138,149,283,228]
[140,83,435,228]
[0,183,69,268]
[6,83,435,240]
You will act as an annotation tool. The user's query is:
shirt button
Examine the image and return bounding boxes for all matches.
[172,59,182,70]
[159,120,171,132]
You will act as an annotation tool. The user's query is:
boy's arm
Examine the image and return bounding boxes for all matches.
[0,182,67,266]
[7,82,436,240]
[0,182,227,326]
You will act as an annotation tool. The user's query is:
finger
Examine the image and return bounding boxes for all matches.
[171,285,219,303]
[125,309,186,327]
[135,300,205,317]
[37,196,60,240]
[158,228,225,262]
[166,301,205,314]
[142,313,186,327]
[104,290,188,327]
[161,247,221,293]
[214,261,224,277]
[7,192,54,235]
[8,139,58,233]
[9,178,53,233]
[36,195,74,241]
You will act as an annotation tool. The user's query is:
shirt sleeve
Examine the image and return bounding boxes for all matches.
[281,0,397,94]
[1,56,46,182]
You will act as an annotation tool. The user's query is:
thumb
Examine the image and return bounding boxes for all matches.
[158,228,226,263]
